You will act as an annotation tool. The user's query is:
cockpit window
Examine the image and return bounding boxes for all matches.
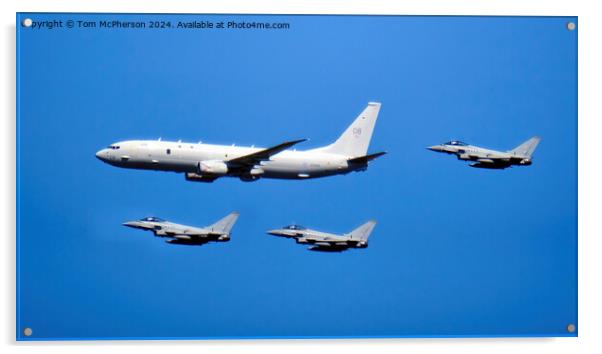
[445,141,468,146]
[107,145,121,150]
[284,225,306,230]
[141,217,164,222]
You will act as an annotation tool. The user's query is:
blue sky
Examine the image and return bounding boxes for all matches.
[17,14,577,339]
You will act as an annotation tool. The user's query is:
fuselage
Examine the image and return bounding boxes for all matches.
[267,226,368,248]
[96,140,360,180]
[123,219,205,235]
[123,219,230,242]
[427,140,533,168]
[428,144,518,160]
[96,102,384,181]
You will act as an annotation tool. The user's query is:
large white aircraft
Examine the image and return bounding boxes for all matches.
[96,102,385,182]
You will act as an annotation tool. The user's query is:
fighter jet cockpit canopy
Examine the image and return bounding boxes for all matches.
[445,140,468,146]
[141,217,165,222]
[283,225,307,230]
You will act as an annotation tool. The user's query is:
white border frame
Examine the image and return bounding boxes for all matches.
[3,1,600,353]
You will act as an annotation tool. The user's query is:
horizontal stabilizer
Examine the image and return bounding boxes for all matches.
[348,151,387,164]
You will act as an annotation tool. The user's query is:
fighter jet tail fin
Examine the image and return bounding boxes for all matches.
[317,102,381,157]
[509,136,541,157]
[208,212,240,235]
[348,220,377,242]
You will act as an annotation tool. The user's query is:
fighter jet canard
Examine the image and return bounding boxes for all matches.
[123,212,239,245]
[96,102,385,182]
[427,136,541,169]
[267,220,376,252]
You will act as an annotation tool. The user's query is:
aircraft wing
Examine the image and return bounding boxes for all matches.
[313,241,350,247]
[226,139,307,167]
[470,159,513,169]
[167,236,210,245]
[348,151,386,164]
[174,234,203,240]
[173,231,211,238]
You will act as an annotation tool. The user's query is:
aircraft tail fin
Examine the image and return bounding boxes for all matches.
[318,102,381,157]
[348,220,377,242]
[509,136,541,157]
[209,212,239,234]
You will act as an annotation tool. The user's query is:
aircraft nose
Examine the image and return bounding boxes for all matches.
[427,145,443,152]
[95,149,107,161]
[266,229,282,236]
[122,221,139,228]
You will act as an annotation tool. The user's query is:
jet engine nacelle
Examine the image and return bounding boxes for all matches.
[153,229,167,237]
[240,175,260,182]
[185,172,216,182]
[239,166,264,182]
[458,153,471,160]
[356,241,368,248]
[198,160,228,175]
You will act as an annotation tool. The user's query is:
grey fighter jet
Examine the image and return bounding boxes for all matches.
[427,137,541,169]
[123,212,239,245]
[267,220,376,252]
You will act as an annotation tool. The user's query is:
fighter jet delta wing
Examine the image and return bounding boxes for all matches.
[170,212,239,244]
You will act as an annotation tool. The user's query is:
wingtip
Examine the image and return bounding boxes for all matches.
[291,138,308,144]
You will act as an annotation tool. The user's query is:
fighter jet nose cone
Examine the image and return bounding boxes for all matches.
[427,145,442,152]
[266,230,280,236]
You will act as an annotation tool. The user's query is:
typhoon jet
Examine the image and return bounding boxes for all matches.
[427,136,541,169]
[122,212,239,245]
[267,220,376,252]
[95,102,385,182]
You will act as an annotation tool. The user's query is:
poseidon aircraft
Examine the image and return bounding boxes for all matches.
[96,102,385,182]
[123,212,239,245]
[267,220,376,252]
[427,136,541,169]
